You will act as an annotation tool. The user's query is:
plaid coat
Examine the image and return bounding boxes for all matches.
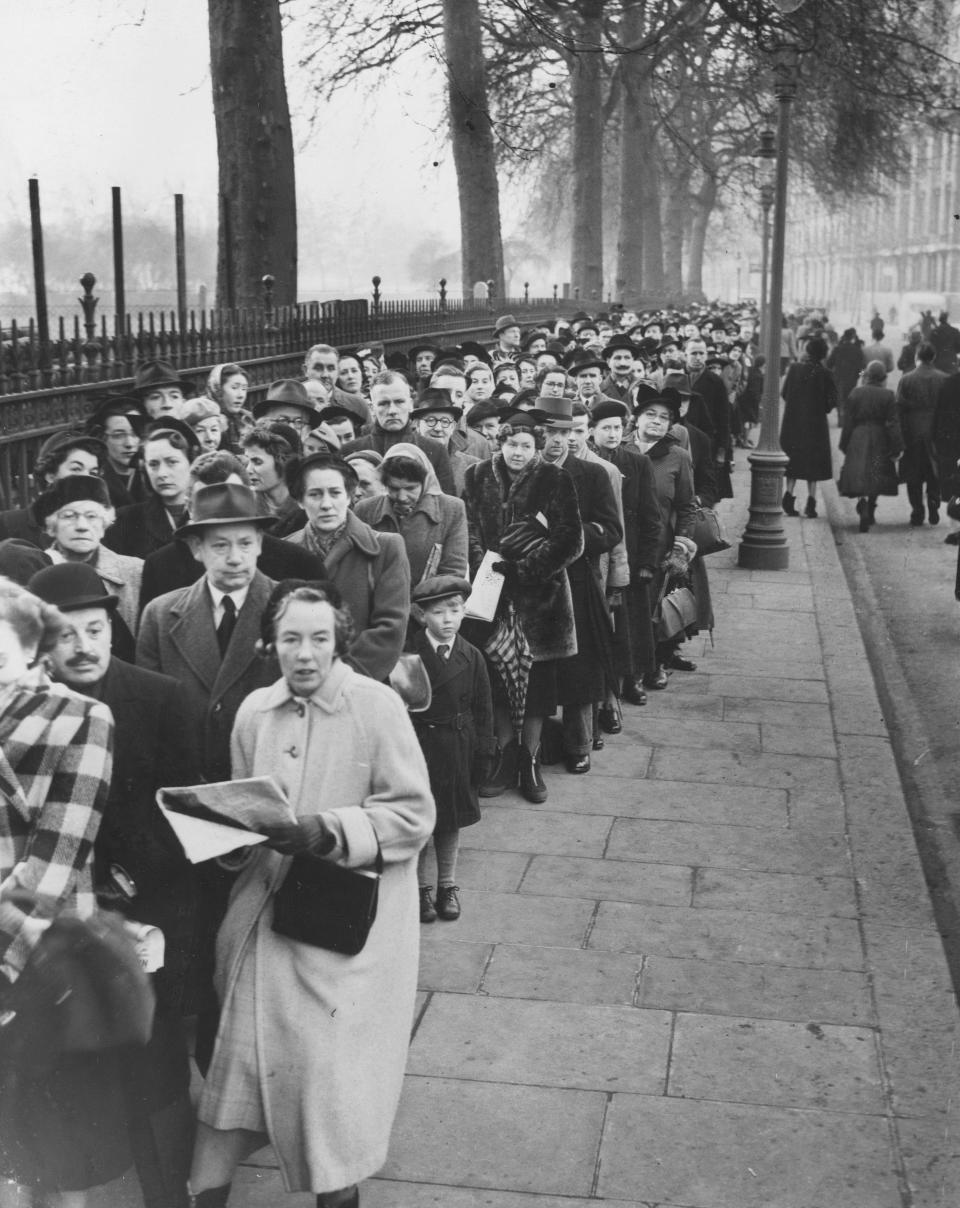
[0,670,113,982]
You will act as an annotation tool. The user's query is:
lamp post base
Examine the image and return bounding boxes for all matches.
[738,448,790,570]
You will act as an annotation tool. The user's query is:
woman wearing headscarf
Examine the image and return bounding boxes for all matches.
[838,361,903,532]
[779,335,838,519]
[353,444,467,586]
[206,365,250,452]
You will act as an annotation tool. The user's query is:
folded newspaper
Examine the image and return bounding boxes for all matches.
[158,776,297,864]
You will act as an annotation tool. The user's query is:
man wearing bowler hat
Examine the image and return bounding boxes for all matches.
[535,396,622,774]
[600,333,643,405]
[136,482,277,783]
[28,561,200,1208]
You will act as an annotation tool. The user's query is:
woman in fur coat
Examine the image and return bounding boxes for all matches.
[461,414,583,803]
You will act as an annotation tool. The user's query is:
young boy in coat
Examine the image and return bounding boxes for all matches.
[410,575,495,923]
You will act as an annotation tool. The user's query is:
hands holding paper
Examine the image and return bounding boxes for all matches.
[260,815,337,857]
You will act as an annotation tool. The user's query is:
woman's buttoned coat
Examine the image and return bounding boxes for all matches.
[199,662,435,1192]
[353,489,468,585]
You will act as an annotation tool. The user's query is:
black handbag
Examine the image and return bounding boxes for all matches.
[655,581,698,641]
[271,849,382,956]
[690,505,731,557]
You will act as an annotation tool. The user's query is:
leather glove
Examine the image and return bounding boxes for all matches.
[260,816,336,857]
[491,560,517,581]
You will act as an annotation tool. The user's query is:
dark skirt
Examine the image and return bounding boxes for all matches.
[490,658,559,719]
[0,1050,131,1191]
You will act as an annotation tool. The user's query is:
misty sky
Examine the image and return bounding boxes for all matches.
[0,0,510,297]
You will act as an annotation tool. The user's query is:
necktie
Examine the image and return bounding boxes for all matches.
[437,644,450,661]
[217,595,237,657]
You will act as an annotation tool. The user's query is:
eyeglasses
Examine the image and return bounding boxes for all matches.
[422,416,455,429]
[57,509,105,524]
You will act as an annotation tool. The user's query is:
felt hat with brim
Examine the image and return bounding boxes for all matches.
[465,400,503,428]
[384,352,412,372]
[252,379,317,421]
[498,408,540,429]
[602,334,638,359]
[314,403,362,429]
[35,475,112,522]
[493,314,521,336]
[145,417,202,456]
[410,386,461,420]
[28,562,118,613]
[133,360,191,396]
[589,399,629,424]
[408,343,442,362]
[0,539,52,587]
[458,341,492,364]
[260,421,302,455]
[180,397,223,427]
[520,331,547,351]
[86,395,146,436]
[565,354,607,375]
[632,381,662,412]
[531,396,574,429]
[412,575,473,607]
[177,483,275,539]
[36,429,107,466]
[635,392,681,423]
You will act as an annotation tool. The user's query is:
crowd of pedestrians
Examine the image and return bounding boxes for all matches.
[6,295,960,1208]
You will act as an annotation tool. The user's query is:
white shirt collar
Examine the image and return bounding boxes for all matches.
[426,630,453,656]
[208,581,250,620]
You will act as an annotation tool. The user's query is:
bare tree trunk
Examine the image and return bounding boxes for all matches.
[570,0,605,302]
[636,74,664,295]
[443,0,505,299]
[686,176,716,300]
[209,0,296,308]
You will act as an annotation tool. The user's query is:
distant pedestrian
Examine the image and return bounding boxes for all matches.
[929,311,960,375]
[826,328,866,422]
[780,336,838,518]
[410,575,494,925]
[896,342,948,526]
[863,322,895,376]
[838,361,903,531]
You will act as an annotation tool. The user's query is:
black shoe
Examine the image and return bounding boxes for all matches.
[910,509,924,526]
[782,491,799,517]
[622,678,648,706]
[664,653,697,672]
[859,512,870,532]
[804,495,818,518]
[480,739,520,797]
[419,886,437,923]
[598,702,623,731]
[566,753,591,774]
[929,502,940,525]
[518,745,548,803]
[435,885,461,921]
[643,667,669,690]
[592,734,605,751]
[945,532,960,545]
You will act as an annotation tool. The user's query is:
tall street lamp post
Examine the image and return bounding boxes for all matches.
[738,0,806,570]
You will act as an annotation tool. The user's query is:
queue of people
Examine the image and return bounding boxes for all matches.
[0,303,758,1208]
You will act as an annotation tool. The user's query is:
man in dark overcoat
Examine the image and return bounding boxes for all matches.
[28,561,200,1208]
[537,397,622,773]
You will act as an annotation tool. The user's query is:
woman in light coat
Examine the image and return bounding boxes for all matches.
[189,581,435,1208]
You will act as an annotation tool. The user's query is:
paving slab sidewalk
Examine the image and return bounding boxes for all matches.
[95,460,960,1208]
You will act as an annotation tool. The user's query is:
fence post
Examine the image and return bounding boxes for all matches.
[78,273,101,375]
[262,274,276,335]
[112,187,126,343]
[524,281,530,303]
[553,284,558,304]
[486,279,495,308]
[174,193,187,335]
[28,178,52,383]
[439,278,447,310]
